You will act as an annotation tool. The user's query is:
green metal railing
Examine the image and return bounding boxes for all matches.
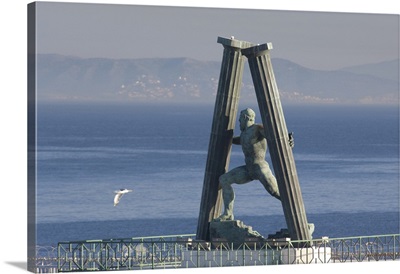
[276,234,400,264]
[57,234,195,271]
[54,233,399,272]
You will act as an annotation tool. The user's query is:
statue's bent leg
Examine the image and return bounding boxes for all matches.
[258,164,281,201]
[216,166,250,221]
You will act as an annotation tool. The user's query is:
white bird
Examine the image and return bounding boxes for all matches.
[113,189,133,206]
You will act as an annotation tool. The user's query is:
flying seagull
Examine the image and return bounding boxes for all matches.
[113,188,133,206]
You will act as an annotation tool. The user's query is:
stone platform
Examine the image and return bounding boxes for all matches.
[209,220,265,247]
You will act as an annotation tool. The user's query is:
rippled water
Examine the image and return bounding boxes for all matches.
[35,103,399,245]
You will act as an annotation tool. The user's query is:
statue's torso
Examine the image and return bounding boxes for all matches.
[240,124,267,167]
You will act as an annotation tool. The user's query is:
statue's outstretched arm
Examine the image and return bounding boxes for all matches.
[256,124,294,148]
[232,136,241,145]
[257,124,266,139]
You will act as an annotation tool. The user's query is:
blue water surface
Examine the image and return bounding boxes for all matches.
[35,103,399,245]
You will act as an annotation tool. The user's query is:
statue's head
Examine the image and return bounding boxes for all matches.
[239,108,256,130]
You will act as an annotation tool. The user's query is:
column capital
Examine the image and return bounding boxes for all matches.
[242,42,273,57]
[217,36,254,50]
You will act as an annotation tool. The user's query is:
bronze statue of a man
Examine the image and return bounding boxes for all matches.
[216,108,282,221]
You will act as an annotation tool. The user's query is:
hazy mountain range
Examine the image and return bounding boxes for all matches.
[36,54,399,105]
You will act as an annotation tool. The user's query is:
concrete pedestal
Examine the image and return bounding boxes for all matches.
[181,246,331,267]
[280,246,332,264]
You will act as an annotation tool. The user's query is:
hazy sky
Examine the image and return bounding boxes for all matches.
[35,2,399,71]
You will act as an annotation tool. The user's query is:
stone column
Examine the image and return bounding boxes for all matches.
[196,37,253,241]
[242,43,312,242]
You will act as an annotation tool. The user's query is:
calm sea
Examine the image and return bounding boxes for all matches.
[35,102,399,246]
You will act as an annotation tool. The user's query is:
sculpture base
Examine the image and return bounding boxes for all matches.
[268,228,290,239]
[268,223,315,240]
[209,220,265,247]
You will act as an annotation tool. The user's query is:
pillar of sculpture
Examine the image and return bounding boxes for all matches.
[242,43,312,242]
[196,37,253,241]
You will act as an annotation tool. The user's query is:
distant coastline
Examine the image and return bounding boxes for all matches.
[35,54,399,105]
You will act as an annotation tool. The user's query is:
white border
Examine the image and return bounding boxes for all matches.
[0,1,398,273]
